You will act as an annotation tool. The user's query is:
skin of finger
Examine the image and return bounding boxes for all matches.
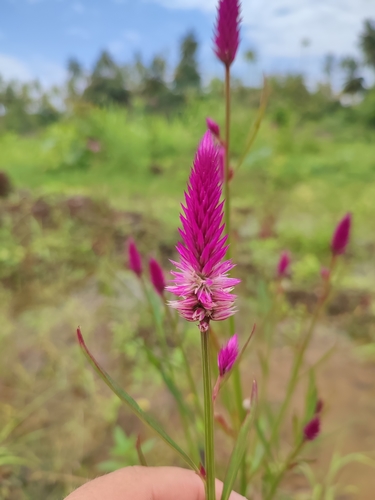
[65,466,247,500]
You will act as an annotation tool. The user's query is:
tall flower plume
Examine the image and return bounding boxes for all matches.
[167,131,240,332]
[214,0,241,67]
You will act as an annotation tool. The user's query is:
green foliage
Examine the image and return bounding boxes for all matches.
[174,32,201,92]
[360,19,375,69]
[98,427,155,472]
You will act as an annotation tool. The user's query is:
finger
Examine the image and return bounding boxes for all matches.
[65,466,247,500]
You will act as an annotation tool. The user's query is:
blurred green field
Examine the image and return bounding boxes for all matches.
[1,95,375,499]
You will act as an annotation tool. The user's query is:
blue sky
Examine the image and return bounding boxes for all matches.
[1,0,375,87]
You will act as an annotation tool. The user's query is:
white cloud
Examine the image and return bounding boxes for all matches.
[148,0,375,60]
[72,2,84,13]
[66,26,90,39]
[108,30,141,56]
[0,53,66,87]
[0,54,32,81]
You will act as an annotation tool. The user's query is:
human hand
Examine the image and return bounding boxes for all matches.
[65,466,247,499]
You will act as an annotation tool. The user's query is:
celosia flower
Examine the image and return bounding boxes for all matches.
[214,0,241,67]
[331,213,351,256]
[218,333,239,376]
[149,258,166,296]
[128,238,142,277]
[206,117,221,138]
[277,251,291,277]
[167,131,240,332]
[304,416,320,441]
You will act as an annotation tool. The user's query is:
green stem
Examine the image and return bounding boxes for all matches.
[265,441,304,500]
[225,62,247,495]
[269,256,336,447]
[201,329,215,500]
[224,63,231,259]
[141,277,172,377]
[164,302,203,419]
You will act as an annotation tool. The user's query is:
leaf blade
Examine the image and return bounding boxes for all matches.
[77,328,198,473]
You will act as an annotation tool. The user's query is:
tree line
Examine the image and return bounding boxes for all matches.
[1,20,375,134]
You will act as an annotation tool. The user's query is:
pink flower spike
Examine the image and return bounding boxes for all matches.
[149,258,166,296]
[128,238,142,278]
[277,251,291,277]
[167,131,240,332]
[214,0,241,67]
[304,416,321,441]
[331,213,352,256]
[206,117,220,138]
[218,333,239,376]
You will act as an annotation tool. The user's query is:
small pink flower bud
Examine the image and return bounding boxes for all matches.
[315,399,324,414]
[214,0,241,67]
[277,251,291,277]
[206,117,220,138]
[149,258,166,296]
[127,238,142,277]
[331,213,351,256]
[218,333,239,376]
[304,416,320,441]
[320,266,330,281]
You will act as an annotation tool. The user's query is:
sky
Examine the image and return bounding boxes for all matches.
[1,0,375,88]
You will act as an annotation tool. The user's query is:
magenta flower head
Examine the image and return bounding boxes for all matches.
[218,333,239,376]
[331,213,351,256]
[149,258,166,296]
[214,0,241,67]
[304,416,321,442]
[127,238,142,278]
[167,131,240,333]
[277,251,291,277]
[206,117,220,138]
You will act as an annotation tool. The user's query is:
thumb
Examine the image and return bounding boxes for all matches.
[65,466,247,500]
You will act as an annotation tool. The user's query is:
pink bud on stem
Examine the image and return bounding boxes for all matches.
[213,334,239,401]
[277,251,291,278]
[218,333,239,376]
[127,238,142,278]
[303,416,321,441]
[149,258,166,296]
[331,213,352,256]
[206,117,221,139]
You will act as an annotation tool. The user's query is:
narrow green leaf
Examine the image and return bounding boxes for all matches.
[236,77,270,172]
[144,347,194,420]
[255,418,273,463]
[304,369,318,423]
[221,381,258,500]
[77,328,198,473]
[136,435,148,466]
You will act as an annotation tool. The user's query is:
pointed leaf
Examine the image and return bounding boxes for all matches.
[221,381,258,500]
[236,76,269,172]
[77,328,198,473]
